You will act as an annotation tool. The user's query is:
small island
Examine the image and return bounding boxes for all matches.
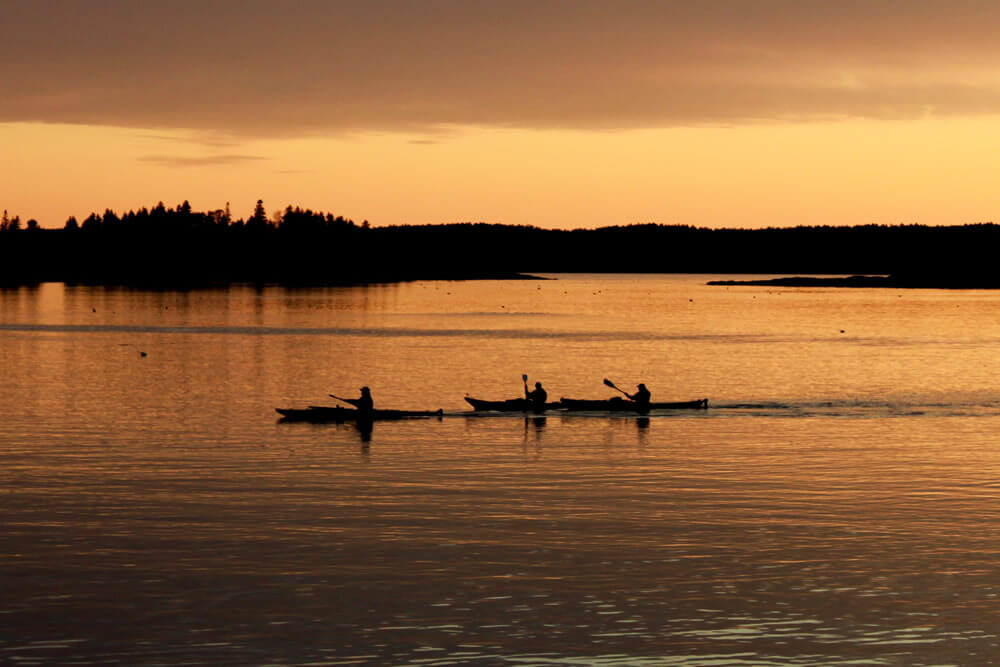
[707,273,1000,289]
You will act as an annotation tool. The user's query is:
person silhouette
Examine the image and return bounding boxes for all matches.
[626,383,651,410]
[341,386,374,415]
[525,381,548,411]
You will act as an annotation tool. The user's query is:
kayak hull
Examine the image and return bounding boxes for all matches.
[464,397,559,412]
[465,396,708,413]
[558,397,708,412]
[276,406,443,423]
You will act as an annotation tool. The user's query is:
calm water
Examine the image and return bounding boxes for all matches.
[3,275,1000,665]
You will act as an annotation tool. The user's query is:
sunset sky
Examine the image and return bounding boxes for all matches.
[4,0,1000,229]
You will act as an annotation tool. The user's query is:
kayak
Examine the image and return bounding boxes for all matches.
[464,397,561,412]
[276,405,444,423]
[558,397,708,412]
[465,396,708,413]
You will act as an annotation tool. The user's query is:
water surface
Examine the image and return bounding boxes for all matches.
[3,275,1000,664]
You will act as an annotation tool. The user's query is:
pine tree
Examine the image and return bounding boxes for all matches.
[248,199,268,230]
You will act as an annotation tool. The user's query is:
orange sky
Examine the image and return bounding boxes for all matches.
[4,1,1000,229]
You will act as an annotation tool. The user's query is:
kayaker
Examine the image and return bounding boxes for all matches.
[342,386,374,415]
[525,381,548,410]
[626,383,651,409]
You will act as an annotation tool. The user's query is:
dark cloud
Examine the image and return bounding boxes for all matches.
[4,0,1000,136]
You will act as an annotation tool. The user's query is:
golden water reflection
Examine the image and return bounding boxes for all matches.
[3,276,1000,663]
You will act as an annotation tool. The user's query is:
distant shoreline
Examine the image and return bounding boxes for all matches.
[4,204,1000,288]
[707,275,1000,289]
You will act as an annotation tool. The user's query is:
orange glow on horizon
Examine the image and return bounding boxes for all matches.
[3,117,1000,230]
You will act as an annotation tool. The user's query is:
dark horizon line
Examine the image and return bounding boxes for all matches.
[2,199,998,234]
[11,220,1000,234]
[4,201,1000,288]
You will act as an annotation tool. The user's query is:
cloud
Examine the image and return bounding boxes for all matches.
[138,154,267,168]
[4,0,1000,136]
[131,132,242,149]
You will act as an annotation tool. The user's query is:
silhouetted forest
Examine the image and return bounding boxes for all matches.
[2,202,1000,287]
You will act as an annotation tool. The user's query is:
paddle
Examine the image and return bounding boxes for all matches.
[522,373,529,395]
[603,378,630,397]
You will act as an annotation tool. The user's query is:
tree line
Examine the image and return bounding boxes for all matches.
[1,200,999,286]
[1,210,40,232]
